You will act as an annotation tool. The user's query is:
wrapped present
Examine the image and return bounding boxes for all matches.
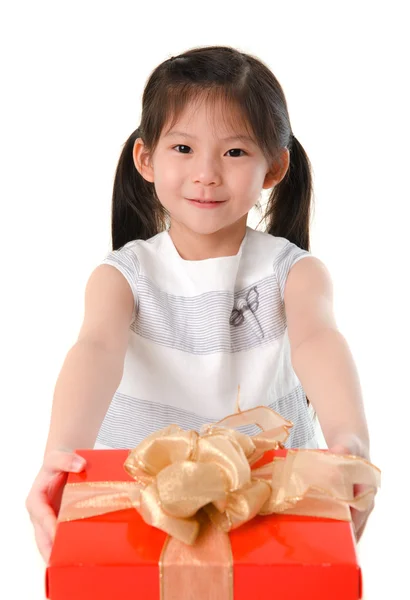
[45,406,381,600]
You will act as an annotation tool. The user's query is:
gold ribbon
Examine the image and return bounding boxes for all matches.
[57,405,381,544]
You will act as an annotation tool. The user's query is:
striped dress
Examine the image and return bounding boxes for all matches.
[94,226,320,450]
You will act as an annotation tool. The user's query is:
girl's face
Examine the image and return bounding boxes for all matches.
[134,98,289,238]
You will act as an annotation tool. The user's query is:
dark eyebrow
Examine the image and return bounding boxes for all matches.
[164,130,256,145]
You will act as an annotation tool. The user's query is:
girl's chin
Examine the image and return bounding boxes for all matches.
[173,223,232,237]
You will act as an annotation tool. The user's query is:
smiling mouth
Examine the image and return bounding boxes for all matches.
[187,198,226,204]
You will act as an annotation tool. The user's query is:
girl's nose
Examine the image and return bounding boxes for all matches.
[191,157,222,186]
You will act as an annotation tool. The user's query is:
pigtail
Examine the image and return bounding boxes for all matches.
[265,134,314,253]
[111,128,167,251]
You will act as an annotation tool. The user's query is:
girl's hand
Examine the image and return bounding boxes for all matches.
[25,449,87,564]
[327,435,374,544]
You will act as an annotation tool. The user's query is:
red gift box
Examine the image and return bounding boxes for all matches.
[45,447,363,600]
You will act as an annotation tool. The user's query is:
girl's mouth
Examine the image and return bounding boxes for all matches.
[186,198,227,208]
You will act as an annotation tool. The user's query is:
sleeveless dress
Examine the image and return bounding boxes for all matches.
[94,226,321,450]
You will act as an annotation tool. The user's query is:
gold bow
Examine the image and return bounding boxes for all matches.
[57,405,381,545]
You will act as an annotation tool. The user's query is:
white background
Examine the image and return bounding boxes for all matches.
[2,1,408,598]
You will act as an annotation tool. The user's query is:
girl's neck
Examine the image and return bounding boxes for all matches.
[168,218,248,261]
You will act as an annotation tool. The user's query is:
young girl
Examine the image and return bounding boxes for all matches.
[25,45,374,563]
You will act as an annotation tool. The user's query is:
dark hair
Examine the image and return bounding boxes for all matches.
[111,45,315,415]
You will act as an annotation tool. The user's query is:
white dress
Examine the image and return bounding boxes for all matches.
[94,226,321,450]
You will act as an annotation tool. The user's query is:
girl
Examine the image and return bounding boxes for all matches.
[25,45,374,563]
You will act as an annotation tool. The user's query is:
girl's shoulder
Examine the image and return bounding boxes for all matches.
[98,231,170,312]
[105,231,169,263]
[242,228,312,300]
[245,227,309,262]
[118,230,167,252]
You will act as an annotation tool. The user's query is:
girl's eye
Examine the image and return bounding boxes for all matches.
[173,145,191,154]
[226,148,246,157]
[172,145,246,157]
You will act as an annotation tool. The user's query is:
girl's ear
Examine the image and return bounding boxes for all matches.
[262,147,290,190]
[132,138,155,183]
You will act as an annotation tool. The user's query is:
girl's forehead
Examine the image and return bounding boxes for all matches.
[162,99,253,140]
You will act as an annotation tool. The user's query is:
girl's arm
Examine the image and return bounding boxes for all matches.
[284,257,370,458]
[43,264,135,458]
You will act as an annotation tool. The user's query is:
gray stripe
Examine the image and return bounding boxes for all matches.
[95,384,317,450]
[274,242,311,302]
[131,274,286,354]
[101,240,310,355]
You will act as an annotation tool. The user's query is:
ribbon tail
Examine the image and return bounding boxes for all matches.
[160,517,233,600]
[57,481,139,522]
[252,450,381,520]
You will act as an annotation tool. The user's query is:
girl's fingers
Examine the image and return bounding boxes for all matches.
[33,520,53,564]
[42,449,86,476]
[27,490,58,542]
[354,511,370,543]
[26,451,87,563]
[31,451,86,511]
[327,443,350,455]
[351,507,365,538]
[350,482,375,542]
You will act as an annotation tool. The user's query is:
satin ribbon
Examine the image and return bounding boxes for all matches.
[57,405,381,544]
